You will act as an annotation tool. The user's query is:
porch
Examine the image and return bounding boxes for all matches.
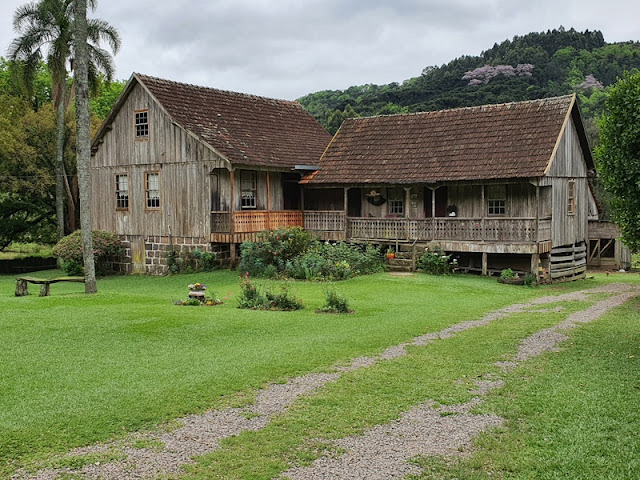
[210,210,303,243]
[303,211,552,252]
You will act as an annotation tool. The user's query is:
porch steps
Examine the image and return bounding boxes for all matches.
[387,257,413,272]
[398,243,431,253]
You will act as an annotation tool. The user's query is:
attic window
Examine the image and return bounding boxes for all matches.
[135,110,149,138]
[567,180,576,215]
[487,185,506,216]
[241,171,257,209]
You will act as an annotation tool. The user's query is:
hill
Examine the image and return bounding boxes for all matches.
[298,28,640,139]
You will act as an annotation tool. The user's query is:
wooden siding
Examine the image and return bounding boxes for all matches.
[91,83,229,239]
[546,117,588,178]
[306,182,538,220]
[540,116,590,248]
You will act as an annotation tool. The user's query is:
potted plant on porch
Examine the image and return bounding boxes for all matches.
[386,247,395,260]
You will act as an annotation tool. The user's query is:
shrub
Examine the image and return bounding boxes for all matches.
[191,248,219,271]
[285,241,384,281]
[237,273,266,309]
[319,288,351,313]
[52,230,123,275]
[61,259,84,276]
[237,273,303,310]
[265,284,303,311]
[500,268,516,280]
[238,227,313,277]
[417,245,451,275]
[523,272,537,286]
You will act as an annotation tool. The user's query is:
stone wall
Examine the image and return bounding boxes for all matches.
[116,235,229,275]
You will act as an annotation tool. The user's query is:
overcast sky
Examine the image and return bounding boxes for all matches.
[1,0,638,100]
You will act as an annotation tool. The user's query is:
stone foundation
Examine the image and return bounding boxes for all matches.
[116,235,229,275]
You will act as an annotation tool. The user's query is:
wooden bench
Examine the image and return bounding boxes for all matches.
[15,276,85,297]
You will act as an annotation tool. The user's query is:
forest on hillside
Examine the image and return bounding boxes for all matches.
[298,28,640,139]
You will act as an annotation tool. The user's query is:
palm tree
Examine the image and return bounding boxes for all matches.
[7,0,120,242]
[74,0,96,293]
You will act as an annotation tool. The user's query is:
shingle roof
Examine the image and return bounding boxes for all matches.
[135,74,331,168]
[302,95,583,184]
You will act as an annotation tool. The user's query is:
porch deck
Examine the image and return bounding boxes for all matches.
[303,211,552,252]
[211,210,552,253]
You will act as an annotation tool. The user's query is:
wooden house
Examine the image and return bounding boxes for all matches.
[90,73,331,273]
[300,94,596,282]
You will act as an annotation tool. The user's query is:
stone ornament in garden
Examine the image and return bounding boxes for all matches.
[175,283,223,306]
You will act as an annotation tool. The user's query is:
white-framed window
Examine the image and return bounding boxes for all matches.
[115,174,129,210]
[567,180,576,215]
[145,172,160,209]
[388,188,404,215]
[487,185,506,216]
[135,109,149,138]
[241,171,257,209]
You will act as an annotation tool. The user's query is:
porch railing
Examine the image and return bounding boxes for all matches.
[303,210,346,232]
[304,212,552,243]
[210,210,303,234]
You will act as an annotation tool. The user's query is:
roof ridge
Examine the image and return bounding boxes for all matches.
[134,72,300,105]
[348,94,575,122]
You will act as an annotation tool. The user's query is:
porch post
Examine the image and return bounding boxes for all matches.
[230,169,236,263]
[531,252,540,280]
[431,187,436,218]
[344,187,349,240]
[535,183,540,241]
[266,171,271,230]
[480,184,485,241]
[404,187,412,219]
[482,251,488,276]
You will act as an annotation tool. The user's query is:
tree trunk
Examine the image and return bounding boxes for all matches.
[74,0,97,294]
[55,93,66,269]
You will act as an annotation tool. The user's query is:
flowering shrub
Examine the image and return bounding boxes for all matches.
[52,230,124,275]
[237,227,313,277]
[417,245,452,275]
[264,285,303,311]
[237,273,265,309]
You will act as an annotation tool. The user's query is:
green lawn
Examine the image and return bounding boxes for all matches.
[1,270,638,478]
[0,242,53,260]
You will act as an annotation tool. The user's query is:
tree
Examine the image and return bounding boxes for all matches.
[595,72,640,251]
[74,0,96,293]
[0,94,57,249]
[8,0,120,241]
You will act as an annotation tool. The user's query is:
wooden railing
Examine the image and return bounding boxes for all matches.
[304,212,552,243]
[210,210,303,234]
[303,211,346,232]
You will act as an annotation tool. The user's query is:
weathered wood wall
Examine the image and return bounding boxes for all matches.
[541,116,589,248]
[305,183,539,220]
[91,82,228,239]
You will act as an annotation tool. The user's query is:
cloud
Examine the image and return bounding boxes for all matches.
[2,0,640,100]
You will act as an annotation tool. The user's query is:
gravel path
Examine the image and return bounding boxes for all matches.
[282,283,638,479]
[13,283,638,480]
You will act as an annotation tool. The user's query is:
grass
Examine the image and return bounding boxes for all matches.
[0,269,556,476]
[409,292,640,479]
[181,302,590,479]
[1,269,639,477]
[0,242,53,260]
